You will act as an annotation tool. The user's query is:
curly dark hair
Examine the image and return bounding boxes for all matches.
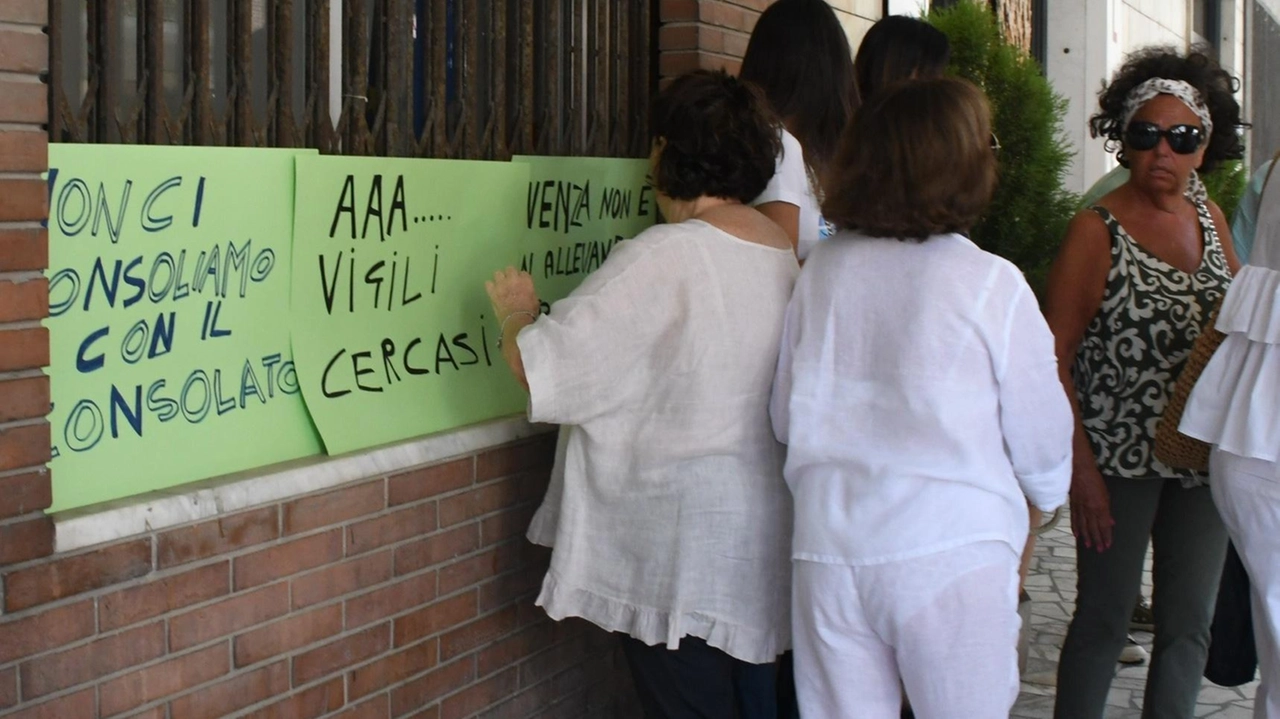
[649,70,781,204]
[1089,46,1245,173]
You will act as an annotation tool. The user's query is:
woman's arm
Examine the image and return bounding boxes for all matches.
[1042,210,1113,551]
[485,267,541,391]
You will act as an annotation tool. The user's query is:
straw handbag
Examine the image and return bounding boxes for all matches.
[1154,298,1226,471]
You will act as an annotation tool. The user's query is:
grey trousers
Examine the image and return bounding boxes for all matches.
[1054,477,1229,719]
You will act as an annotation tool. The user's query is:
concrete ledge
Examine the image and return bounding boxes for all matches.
[53,415,550,554]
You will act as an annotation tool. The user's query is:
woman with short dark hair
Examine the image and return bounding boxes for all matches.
[772,77,1073,718]
[484,69,797,719]
[1047,47,1243,719]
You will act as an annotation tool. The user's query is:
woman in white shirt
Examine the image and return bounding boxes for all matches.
[484,70,798,719]
[1181,163,1280,719]
[771,77,1074,719]
[739,0,855,260]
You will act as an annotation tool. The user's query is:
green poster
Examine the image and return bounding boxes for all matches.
[290,156,532,454]
[511,156,655,305]
[289,155,655,455]
[45,145,324,512]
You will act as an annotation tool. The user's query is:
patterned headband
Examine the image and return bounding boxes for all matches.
[1121,78,1213,203]
[1121,77,1213,138]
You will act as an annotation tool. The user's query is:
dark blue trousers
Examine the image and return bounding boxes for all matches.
[621,634,779,719]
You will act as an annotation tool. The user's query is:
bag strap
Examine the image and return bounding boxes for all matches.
[1265,149,1280,191]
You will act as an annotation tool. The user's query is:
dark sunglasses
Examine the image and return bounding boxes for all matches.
[1124,122,1205,154]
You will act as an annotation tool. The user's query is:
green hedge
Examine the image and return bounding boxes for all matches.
[928,2,1079,292]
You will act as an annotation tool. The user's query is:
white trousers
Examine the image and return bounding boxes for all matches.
[791,542,1021,719]
[1210,449,1280,719]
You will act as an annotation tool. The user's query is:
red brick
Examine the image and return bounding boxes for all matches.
[3,538,151,612]
[0,599,94,664]
[439,478,526,528]
[0,421,50,473]
[477,621,555,677]
[157,506,280,568]
[100,644,230,717]
[0,374,50,423]
[0,513,52,564]
[0,278,47,322]
[388,458,474,506]
[234,604,343,667]
[283,480,384,536]
[475,436,556,481]
[346,504,438,556]
[440,606,519,662]
[405,706,441,719]
[20,622,166,698]
[0,469,50,519]
[0,0,46,24]
[659,23,699,50]
[291,550,392,610]
[345,571,438,629]
[519,635,588,688]
[393,590,478,648]
[292,623,390,685]
[0,177,47,219]
[441,667,519,719]
[0,27,45,73]
[168,660,290,719]
[240,677,344,719]
[478,563,545,613]
[169,582,289,651]
[332,694,389,719]
[100,561,230,631]
[471,681,558,719]
[479,503,538,548]
[723,29,750,57]
[659,50,703,77]
[5,689,94,719]
[234,528,343,590]
[346,638,439,700]
[122,708,167,719]
[0,666,14,710]
[0,327,48,372]
[394,524,480,576]
[659,0,699,22]
[390,657,477,717]
[439,543,520,596]
[0,228,47,272]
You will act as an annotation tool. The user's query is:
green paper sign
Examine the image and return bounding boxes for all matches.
[45,145,323,512]
[290,156,532,454]
[290,155,655,455]
[511,155,656,304]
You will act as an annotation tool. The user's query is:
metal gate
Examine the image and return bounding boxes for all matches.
[48,0,655,159]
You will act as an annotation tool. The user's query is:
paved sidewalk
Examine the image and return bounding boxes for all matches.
[1013,511,1258,718]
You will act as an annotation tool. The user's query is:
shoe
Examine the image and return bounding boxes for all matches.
[1118,635,1149,665]
[1130,596,1155,632]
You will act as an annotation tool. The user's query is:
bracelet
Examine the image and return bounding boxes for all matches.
[496,310,538,349]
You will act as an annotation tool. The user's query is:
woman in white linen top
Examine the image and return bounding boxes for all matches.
[1180,162,1280,719]
[771,78,1073,719]
[484,70,798,718]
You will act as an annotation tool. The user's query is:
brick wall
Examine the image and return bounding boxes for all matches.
[0,2,54,569]
[657,0,882,82]
[0,435,642,718]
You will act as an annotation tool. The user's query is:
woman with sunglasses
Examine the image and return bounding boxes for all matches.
[1045,47,1245,719]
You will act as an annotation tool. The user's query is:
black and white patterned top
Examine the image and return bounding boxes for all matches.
[1073,201,1232,482]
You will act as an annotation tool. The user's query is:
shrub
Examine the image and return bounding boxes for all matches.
[928,1,1079,292]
